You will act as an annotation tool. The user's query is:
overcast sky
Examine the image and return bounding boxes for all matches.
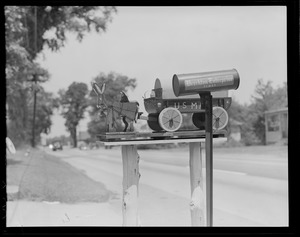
[37,6,287,137]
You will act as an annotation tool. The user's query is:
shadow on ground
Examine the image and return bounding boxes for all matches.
[6,159,23,166]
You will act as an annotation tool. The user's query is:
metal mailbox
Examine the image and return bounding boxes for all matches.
[172,69,240,96]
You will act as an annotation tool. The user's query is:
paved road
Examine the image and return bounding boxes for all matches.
[45,145,288,226]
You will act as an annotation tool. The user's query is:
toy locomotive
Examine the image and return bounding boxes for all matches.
[92,69,240,133]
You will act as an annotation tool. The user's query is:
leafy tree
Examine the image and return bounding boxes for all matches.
[47,135,71,146]
[59,82,89,147]
[5,6,117,147]
[6,67,50,147]
[28,88,58,142]
[227,98,260,145]
[6,84,57,147]
[228,79,287,145]
[270,82,288,109]
[5,6,117,59]
[88,72,137,138]
[251,79,283,145]
[5,6,117,83]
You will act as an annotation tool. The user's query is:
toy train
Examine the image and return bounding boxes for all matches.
[143,69,240,132]
[92,69,240,133]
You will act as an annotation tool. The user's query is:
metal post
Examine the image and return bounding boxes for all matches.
[204,93,213,226]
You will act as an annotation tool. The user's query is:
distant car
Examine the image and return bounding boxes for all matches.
[52,141,63,151]
[89,142,99,150]
[78,143,88,150]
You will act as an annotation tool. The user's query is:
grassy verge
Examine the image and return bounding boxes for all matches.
[6,148,111,204]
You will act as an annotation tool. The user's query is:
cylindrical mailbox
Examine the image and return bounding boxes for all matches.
[172,69,240,97]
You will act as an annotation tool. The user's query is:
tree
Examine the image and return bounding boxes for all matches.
[5,6,33,80]
[88,72,137,138]
[5,6,117,59]
[271,82,288,110]
[6,6,117,82]
[6,84,57,147]
[227,79,287,146]
[27,88,58,144]
[250,79,287,145]
[59,82,89,148]
[227,98,260,145]
[47,135,71,146]
[5,6,117,147]
[6,65,51,147]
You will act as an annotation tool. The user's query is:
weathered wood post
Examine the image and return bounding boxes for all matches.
[189,142,205,226]
[121,145,140,226]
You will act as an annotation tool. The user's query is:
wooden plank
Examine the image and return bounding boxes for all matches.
[121,145,140,226]
[97,129,227,140]
[97,133,226,143]
[97,137,227,146]
[189,142,205,226]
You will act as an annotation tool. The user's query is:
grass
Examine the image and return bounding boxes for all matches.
[6,148,112,204]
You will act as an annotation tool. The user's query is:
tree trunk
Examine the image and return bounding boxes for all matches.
[73,127,77,148]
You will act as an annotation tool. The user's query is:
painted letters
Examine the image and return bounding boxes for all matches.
[168,100,201,111]
[191,102,197,109]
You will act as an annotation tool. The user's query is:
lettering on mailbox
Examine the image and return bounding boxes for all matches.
[184,75,234,91]
[166,100,202,112]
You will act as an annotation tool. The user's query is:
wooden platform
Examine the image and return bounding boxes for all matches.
[96,129,227,146]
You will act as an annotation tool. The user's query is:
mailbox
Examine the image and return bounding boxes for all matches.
[172,69,240,97]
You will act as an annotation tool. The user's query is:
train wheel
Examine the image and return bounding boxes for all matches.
[147,113,162,131]
[158,107,183,132]
[192,112,206,130]
[212,106,228,130]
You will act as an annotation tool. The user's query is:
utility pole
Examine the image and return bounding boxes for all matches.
[32,74,38,147]
[31,6,38,148]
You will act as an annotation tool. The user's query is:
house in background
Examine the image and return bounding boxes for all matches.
[264,107,288,144]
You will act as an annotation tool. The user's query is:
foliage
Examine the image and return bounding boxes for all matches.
[5,6,33,80]
[228,79,287,145]
[59,82,89,147]
[29,88,58,143]
[250,79,287,145]
[5,6,117,147]
[5,6,117,59]
[46,135,71,146]
[5,6,50,147]
[227,98,259,145]
[88,72,137,137]
[6,80,57,147]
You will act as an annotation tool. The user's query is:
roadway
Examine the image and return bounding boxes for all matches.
[44,144,288,226]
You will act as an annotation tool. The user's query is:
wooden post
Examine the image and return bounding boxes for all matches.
[189,142,205,226]
[121,145,140,226]
[205,93,213,226]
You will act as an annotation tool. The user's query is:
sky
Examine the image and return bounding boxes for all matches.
[36,6,287,138]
